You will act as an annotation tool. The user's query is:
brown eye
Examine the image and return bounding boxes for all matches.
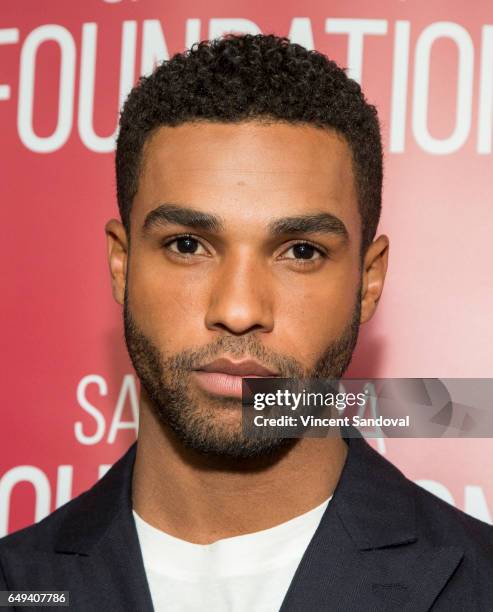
[292,243,316,259]
[175,237,199,253]
[283,242,324,261]
[165,235,208,256]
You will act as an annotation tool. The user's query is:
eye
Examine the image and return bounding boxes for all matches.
[281,242,325,261]
[164,235,209,256]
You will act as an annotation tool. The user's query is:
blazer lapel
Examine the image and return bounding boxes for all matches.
[32,430,464,612]
[52,443,154,612]
[279,431,464,612]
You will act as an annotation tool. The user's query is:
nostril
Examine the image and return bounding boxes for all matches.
[208,322,268,336]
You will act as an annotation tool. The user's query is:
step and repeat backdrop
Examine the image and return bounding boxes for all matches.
[1,0,492,535]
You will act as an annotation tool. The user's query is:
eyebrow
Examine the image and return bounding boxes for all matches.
[142,204,224,234]
[268,213,349,240]
[142,203,348,241]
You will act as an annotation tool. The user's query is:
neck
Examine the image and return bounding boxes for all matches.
[132,395,348,545]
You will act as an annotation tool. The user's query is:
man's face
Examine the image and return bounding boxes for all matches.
[107,121,387,457]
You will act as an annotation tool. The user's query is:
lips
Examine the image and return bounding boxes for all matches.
[192,358,278,398]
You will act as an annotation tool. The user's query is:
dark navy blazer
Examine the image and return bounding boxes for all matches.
[1,431,492,611]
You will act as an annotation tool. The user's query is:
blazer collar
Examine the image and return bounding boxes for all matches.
[279,428,464,612]
[54,428,415,554]
[54,443,138,556]
[332,428,418,550]
[53,429,463,612]
[56,428,417,554]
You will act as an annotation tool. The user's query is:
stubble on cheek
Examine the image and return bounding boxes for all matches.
[122,276,362,458]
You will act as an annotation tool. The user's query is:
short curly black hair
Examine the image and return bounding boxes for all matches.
[116,34,383,252]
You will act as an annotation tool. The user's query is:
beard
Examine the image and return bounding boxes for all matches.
[123,286,361,460]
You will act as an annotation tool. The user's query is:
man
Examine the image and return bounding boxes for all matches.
[1,34,492,611]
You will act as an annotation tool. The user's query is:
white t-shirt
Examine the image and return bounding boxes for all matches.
[133,496,331,612]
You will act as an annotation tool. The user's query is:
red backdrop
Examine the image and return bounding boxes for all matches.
[2,0,492,535]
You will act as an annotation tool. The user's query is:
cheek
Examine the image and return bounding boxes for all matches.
[127,257,207,349]
[273,272,359,362]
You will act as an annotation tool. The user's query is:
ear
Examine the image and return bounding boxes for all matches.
[360,234,389,324]
[105,219,129,306]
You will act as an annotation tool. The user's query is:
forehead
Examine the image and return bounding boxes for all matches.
[134,121,360,237]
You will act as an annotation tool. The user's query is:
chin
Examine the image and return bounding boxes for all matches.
[165,412,292,460]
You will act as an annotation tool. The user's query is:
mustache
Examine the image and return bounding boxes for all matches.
[123,302,304,378]
[162,335,305,378]
[123,284,362,384]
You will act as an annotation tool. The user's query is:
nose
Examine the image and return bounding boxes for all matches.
[205,254,274,335]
